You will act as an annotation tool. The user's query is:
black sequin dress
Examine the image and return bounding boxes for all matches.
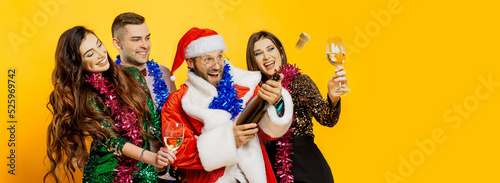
[267,74,340,183]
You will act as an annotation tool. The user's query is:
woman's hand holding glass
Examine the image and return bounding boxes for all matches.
[328,65,347,104]
[326,37,351,96]
[154,147,176,169]
[158,121,184,180]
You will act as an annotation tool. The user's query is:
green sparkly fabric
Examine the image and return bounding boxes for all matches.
[82,67,162,183]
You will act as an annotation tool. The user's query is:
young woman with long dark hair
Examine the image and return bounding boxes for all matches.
[45,26,175,183]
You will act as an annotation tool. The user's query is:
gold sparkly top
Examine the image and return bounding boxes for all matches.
[290,75,341,137]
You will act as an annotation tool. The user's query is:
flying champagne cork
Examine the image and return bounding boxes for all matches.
[295,32,310,50]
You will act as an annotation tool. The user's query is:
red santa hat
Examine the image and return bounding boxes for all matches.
[170,27,227,81]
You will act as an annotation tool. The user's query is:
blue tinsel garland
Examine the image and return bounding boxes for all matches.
[208,62,243,120]
[115,55,122,65]
[115,55,169,111]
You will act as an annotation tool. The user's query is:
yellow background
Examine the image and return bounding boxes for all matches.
[2,0,500,182]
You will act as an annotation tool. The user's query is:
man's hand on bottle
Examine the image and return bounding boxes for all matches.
[233,114,259,148]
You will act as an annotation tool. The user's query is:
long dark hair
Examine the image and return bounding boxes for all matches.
[246,31,288,84]
[44,26,152,183]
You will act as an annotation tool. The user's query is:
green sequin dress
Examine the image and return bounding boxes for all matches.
[82,67,162,183]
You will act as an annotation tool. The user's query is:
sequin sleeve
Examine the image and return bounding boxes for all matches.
[88,96,128,156]
[294,75,341,127]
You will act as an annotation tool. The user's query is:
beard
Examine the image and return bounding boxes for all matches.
[122,53,148,67]
[192,64,223,88]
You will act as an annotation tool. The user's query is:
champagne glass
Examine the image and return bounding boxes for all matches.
[158,121,184,180]
[326,37,351,96]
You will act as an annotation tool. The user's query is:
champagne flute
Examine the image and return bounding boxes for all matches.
[158,121,184,180]
[326,37,351,96]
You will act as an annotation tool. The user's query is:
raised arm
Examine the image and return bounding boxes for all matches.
[295,75,340,127]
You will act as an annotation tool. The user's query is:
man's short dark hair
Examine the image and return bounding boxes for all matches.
[111,12,145,39]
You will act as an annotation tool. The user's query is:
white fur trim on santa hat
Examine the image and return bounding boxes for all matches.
[185,34,227,59]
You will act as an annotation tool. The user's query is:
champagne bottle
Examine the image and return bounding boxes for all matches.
[236,74,281,125]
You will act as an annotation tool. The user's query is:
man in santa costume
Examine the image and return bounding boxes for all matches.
[161,27,293,183]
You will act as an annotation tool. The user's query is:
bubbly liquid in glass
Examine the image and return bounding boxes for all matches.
[327,53,345,65]
[164,137,184,151]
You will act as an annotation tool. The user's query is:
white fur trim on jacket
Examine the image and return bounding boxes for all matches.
[180,61,291,182]
[185,35,228,59]
[258,87,293,138]
[182,71,238,171]
[226,62,262,104]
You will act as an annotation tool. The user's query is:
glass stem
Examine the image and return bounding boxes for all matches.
[334,64,342,89]
[165,164,171,176]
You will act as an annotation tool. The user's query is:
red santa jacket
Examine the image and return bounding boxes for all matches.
[161,62,293,183]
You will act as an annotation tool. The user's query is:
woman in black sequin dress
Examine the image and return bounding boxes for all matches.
[246,31,348,183]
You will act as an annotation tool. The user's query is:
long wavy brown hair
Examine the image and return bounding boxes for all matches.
[246,31,288,84]
[44,26,153,183]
